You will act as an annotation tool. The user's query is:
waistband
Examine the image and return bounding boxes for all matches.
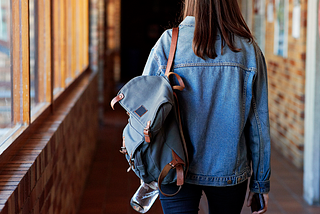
[185,167,251,187]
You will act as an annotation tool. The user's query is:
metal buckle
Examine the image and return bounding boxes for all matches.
[127,158,135,172]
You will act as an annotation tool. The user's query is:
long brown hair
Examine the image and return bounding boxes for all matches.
[182,0,254,59]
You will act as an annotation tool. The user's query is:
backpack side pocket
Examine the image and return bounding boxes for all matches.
[123,122,156,183]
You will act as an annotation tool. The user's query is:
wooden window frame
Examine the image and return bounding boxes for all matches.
[12,0,30,125]
[0,0,90,155]
[29,0,52,122]
[36,0,52,104]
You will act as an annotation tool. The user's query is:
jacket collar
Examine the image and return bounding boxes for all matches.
[179,16,220,39]
[180,16,195,26]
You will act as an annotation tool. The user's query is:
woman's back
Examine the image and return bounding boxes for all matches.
[143,16,269,186]
[143,1,270,213]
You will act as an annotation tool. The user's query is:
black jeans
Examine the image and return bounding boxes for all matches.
[159,180,248,214]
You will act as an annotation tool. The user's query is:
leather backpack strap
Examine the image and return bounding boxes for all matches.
[158,27,190,197]
[158,150,184,197]
[166,28,189,172]
[173,92,189,177]
[167,72,185,91]
[165,27,179,76]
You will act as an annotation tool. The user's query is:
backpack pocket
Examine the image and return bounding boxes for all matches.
[123,122,156,183]
[122,102,174,183]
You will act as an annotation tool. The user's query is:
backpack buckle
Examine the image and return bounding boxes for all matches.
[144,121,152,143]
[130,158,135,167]
[127,158,135,172]
[120,136,127,154]
[119,147,127,155]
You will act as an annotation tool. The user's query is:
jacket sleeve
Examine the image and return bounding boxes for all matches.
[142,47,161,76]
[246,44,271,194]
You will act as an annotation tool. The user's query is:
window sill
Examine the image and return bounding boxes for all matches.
[0,68,91,163]
[0,124,26,155]
[0,68,98,212]
[0,67,93,163]
[31,103,51,123]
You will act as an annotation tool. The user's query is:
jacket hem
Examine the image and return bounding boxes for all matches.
[185,167,251,187]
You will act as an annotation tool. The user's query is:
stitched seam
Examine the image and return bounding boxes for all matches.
[179,24,195,27]
[160,62,256,72]
[252,95,264,177]
[236,73,249,169]
[153,51,162,75]
[241,73,249,131]
[187,167,251,181]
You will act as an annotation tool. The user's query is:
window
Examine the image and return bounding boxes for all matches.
[30,0,37,109]
[53,0,89,97]
[29,0,51,119]
[0,0,90,151]
[0,0,12,141]
[53,0,65,94]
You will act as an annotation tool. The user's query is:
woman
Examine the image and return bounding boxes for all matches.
[142,0,271,213]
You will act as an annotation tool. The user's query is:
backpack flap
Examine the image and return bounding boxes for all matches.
[116,75,175,134]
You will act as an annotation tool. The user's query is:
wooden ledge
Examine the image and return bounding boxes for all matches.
[0,68,98,212]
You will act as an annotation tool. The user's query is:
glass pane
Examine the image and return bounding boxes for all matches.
[29,0,37,110]
[253,0,265,53]
[0,0,12,136]
[53,0,62,96]
[75,2,80,76]
[30,0,49,116]
[66,0,73,85]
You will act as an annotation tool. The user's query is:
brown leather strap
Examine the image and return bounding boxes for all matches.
[167,72,185,91]
[171,151,185,186]
[158,164,182,197]
[158,150,185,197]
[165,28,189,173]
[110,93,124,110]
[165,28,179,76]
[143,121,151,143]
[157,27,189,197]
[173,92,189,177]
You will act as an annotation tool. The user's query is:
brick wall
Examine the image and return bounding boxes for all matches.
[89,0,105,73]
[104,0,121,108]
[243,0,307,168]
[90,0,121,111]
[0,71,98,214]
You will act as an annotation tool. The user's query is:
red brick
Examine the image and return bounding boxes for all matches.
[0,73,99,213]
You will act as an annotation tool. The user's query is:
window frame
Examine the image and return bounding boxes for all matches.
[0,0,90,156]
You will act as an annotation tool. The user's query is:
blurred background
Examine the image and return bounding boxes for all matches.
[0,0,320,213]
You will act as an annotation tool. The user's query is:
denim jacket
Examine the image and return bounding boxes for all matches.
[142,16,271,194]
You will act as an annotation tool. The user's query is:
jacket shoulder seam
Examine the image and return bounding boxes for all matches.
[160,62,256,72]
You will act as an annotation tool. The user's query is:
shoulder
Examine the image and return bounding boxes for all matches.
[152,29,172,51]
[229,36,265,71]
[149,29,174,66]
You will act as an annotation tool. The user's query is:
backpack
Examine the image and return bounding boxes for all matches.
[110,28,188,196]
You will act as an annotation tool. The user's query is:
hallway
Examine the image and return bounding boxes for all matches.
[77,109,320,214]
[1,0,320,213]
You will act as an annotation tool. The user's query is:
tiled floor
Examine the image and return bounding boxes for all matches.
[77,109,320,214]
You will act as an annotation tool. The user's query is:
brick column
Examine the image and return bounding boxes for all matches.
[304,0,320,205]
[104,0,121,109]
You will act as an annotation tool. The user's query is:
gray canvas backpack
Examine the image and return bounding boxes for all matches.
[111,28,188,196]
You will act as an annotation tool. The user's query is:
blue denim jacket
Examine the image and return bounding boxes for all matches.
[142,16,271,194]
